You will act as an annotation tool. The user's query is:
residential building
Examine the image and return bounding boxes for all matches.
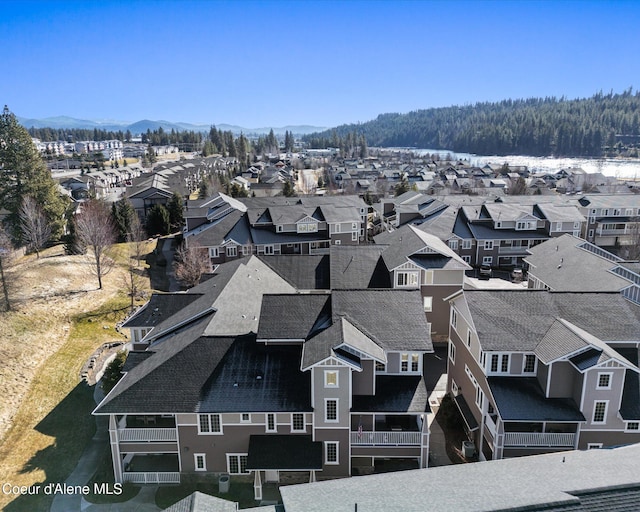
[577,194,640,249]
[93,256,433,498]
[446,289,640,461]
[183,194,367,268]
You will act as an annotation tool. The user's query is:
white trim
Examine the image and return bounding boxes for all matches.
[266,413,277,433]
[226,453,250,475]
[324,370,339,388]
[596,372,613,390]
[324,441,339,465]
[592,400,608,424]
[240,413,251,423]
[325,398,339,423]
[194,453,207,471]
[198,413,223,435]
[587,443,603,449]
[291,413,305,432]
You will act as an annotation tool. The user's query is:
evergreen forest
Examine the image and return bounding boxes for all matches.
[305,89,640,158]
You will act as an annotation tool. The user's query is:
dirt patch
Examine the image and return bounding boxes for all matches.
[0,244,148,441]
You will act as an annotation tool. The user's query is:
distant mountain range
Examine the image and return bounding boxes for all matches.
[17,115,325,136]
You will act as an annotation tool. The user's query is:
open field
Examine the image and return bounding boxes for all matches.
[0,242,154,511]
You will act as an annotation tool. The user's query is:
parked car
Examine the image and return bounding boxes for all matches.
[479,265,492,279]
[511,268,524,282]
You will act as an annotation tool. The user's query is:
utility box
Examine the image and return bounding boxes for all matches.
[462,441,476,458]
[219,473,230,493]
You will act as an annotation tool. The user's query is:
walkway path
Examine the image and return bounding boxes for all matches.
[50,387,161,512]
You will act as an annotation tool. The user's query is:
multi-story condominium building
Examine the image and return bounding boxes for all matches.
[446,289,640,461]
[577,194,640,249]
[93,255,433,498]
[183,194,368,268]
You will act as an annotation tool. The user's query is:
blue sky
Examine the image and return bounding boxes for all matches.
[1,0,639,129]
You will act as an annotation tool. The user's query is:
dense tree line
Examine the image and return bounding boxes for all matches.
[305,89,640,157]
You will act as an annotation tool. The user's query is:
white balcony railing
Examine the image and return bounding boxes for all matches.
[498,246,528,255]
[504,432,575,447]
[351,431,421,446]
[118,428,177,442]
[123,472,180,484]
[485,415,497,438]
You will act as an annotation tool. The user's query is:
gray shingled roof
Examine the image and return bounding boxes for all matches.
[198,336,311,413]
[488,377,585,421]
[258,254,330,290]
[332,289,432,352]
[352,376,429,413]
[463,290,640,351]
[123,293,202,328]
[257,294,331,341]
[164,492,237,512]
[246,435,322,470]
[329,245,390,289]
[280,444,640,512]
[525,234,630,292]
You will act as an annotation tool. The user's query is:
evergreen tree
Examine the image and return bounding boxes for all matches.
[0,106,68,242]
[146,204,170,236]
[282,180,296,197]
[111,198,136,242]
[395,176,410,196]
[167,192,185,232]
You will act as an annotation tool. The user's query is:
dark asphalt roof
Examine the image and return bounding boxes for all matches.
[464,291,640,352]
[454,394,479,431]
[352,376,430,413]
[198,336,311,413]
[121,351,153,372]
[257,294,331,341]
[569,348,605,371]
[488,377,585,422]
[618,347,640,421]
[123,294,203,328]
[329,245,391,289]
[258,254,330,289]
[246,435,322,470]
[332,289,433,352]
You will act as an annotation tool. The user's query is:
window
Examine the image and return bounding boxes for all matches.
[324,370,338,388]
[242,245,251,256]
[352,231,358,241]
[325,399,338,422]
[451,379,459,395]
[401,353,409,372]
[597,373,612,390]
[264,245,274,255]
[554,222,562,232]
[462,240,472,250]
[466,329,472,347]
[587,443,603,450]
[423,296,433,312]
[352,222,358,230]
[209,247,219,258]
[626,422,640,431]
[292,413,305,432]
[588,229,594,239]
[475,386,484,410]
[334,224,340,233]
[198,414,222,434]
[482,256,493,265]
[462,255,471,264]
[325,441,339,464]
[451,309,458,330]
[226,246,237,257]
[375,361,386,373]
[484,240,494,250]
[626,208,634,216]
[277,225,283,232]
[411,353,419,372]
[489,354,509,374]
[593,401,607,423]
[396,271,418,287]
[523,354,536,373]
[227,454,249,474]
[448,341,456,364]
[448,239,458,250]
[266,413,277,432]
[241,413,251,423]
[194,454,206,471]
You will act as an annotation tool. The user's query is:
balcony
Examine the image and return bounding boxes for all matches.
[503,432,576,448]
[118,428,177,442]
[498,245,529,255]
[351,431,421,446]
[123,472,180,484]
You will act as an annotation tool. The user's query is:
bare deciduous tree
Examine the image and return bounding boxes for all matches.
[123,215,148,311]
[75,199,117,290]
[19,195,51,258]
[173,242,209,288]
